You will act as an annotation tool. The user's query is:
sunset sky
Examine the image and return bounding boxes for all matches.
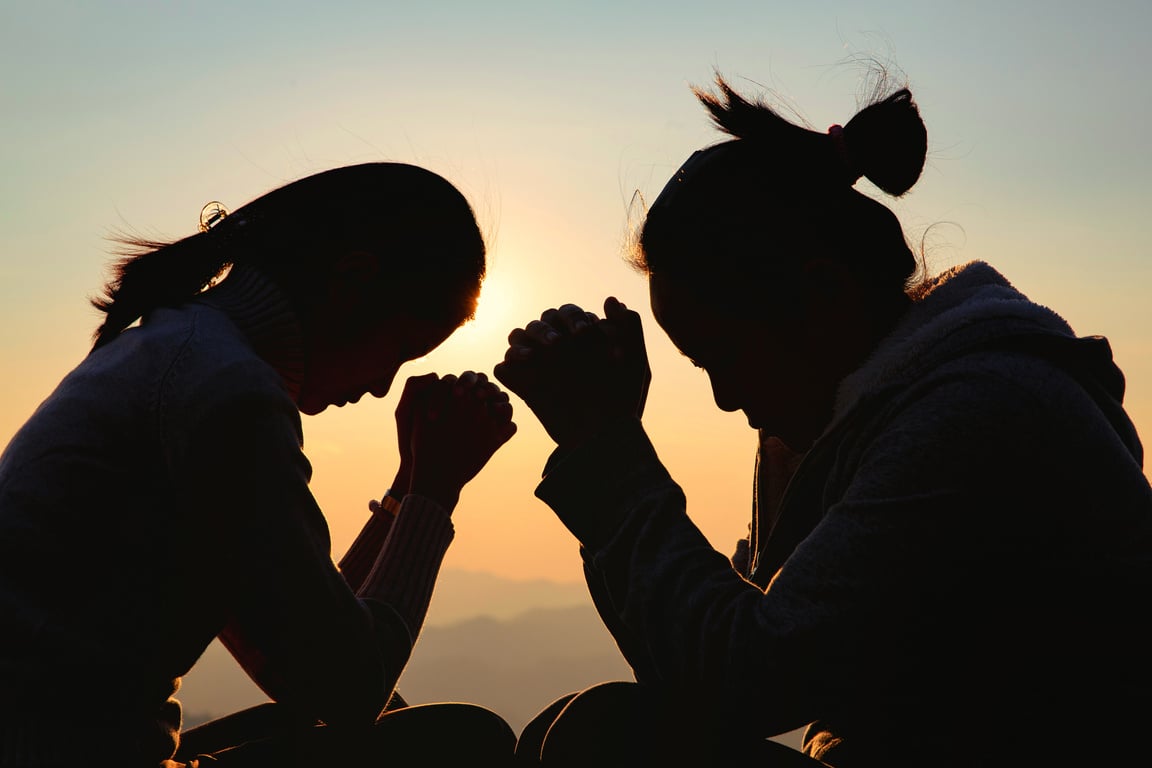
[3,1,1150,584]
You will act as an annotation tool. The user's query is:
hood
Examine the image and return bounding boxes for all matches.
[831,260,1141,462]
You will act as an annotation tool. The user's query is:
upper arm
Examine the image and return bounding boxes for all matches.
[174,388,401,725]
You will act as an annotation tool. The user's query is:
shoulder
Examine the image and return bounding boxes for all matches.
[144,304,299,437]
[834,342,1141,515]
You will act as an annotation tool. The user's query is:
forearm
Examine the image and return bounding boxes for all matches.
[185,399,416,726]
[339,468,408,591]
[357,493,454,642]
[339,508,394,593]
[581,555,661,683]
[537,418,822,733]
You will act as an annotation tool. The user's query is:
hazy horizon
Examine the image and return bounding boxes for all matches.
[5,1,1149,585]
[174,570,808,748]
[5,4,1149,754]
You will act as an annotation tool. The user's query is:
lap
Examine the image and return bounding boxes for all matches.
[176,699,516,768]
[516,681,826,768]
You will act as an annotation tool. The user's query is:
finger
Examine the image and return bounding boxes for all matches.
[494,419,518,445]
[488,400,514,421]
[482,386,509,403]
[456,370,479,393]
[505,328,539,361]
[396,372,440,415]
[492,360,534,399]
[602,297,646,351]
[398,372,439,402]
[507,327,549,350]
[471,379,502,400]
[504,344,534,362]
[493,360,518,387]
[544,303,597,336]
[524,319,562,346]
[603,296,637,324]
[423,374,456,413]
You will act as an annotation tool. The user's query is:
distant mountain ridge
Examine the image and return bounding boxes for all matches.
[422,568,592,627]
[176,568,805,749]
[397,603,633,732]
[177,569,609,729]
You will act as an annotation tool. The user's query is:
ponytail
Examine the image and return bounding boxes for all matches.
[90,162,487,351]
[838,88,927,196]
[690,74,927,197]
[635,72,928,306]
[90,231,231,350]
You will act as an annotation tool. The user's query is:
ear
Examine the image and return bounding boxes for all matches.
[803,256,861,298]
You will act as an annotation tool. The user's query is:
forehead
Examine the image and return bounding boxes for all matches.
[649,272,730,356]
[649,269,802,367]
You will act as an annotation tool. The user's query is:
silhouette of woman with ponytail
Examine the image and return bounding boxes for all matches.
[0,163,517,766]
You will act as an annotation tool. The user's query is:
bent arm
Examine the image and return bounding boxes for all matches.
[177,393,451,727]
[535,373,1073,737]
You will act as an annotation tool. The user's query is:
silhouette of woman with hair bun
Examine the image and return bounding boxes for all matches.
[499,75,1152,767]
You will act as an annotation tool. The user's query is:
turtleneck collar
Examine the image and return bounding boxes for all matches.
[196,263,306,403]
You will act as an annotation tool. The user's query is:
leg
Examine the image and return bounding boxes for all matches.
[199,701,515,767]
[536,681,828,767]
[177,690,407,759]
[177,702,316,759]
[515,692,578,765]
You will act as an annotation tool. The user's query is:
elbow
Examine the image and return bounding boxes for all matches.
[312,671,395,727]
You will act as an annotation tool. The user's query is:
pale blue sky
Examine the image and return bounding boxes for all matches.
[2,1,1149,577]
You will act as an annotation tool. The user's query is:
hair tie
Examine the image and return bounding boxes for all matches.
[199,201,230,232]
[827,125,861,184]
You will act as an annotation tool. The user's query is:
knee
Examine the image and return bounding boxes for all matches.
[375,701,516,762]
[539,682,706,767]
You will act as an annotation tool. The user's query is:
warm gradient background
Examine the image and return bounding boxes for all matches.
[3,2,1149,590]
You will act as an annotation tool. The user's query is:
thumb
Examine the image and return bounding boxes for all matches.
[398,372,440,407]
[601,297,646,357]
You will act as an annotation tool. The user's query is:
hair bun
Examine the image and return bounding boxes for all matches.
[841,88,927,196]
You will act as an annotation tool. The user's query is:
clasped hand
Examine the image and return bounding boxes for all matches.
[494,297,651,448]
[392,371,517,512]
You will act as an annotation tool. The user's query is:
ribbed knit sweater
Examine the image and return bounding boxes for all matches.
[0,266,453,766]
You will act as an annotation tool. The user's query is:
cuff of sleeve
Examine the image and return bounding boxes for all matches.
[361,495,454,638]
[535,416,674,551]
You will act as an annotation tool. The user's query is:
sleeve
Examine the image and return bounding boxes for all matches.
[338,506,395,592]
[173,388,450,727]
[534,371,1067,737]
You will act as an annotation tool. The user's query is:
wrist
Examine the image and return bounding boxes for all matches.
[408,482,461,514]
[369,488,403,518]
[390,466,412,497]
[554,411,632,451]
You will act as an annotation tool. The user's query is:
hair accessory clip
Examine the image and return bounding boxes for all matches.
[827,125,861,184]
[199,201,230,232]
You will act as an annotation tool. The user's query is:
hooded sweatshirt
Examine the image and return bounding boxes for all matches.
[535,261,1152,767]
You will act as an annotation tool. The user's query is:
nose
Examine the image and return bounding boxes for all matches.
[370,364,401,398]
[707,370,743,413]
